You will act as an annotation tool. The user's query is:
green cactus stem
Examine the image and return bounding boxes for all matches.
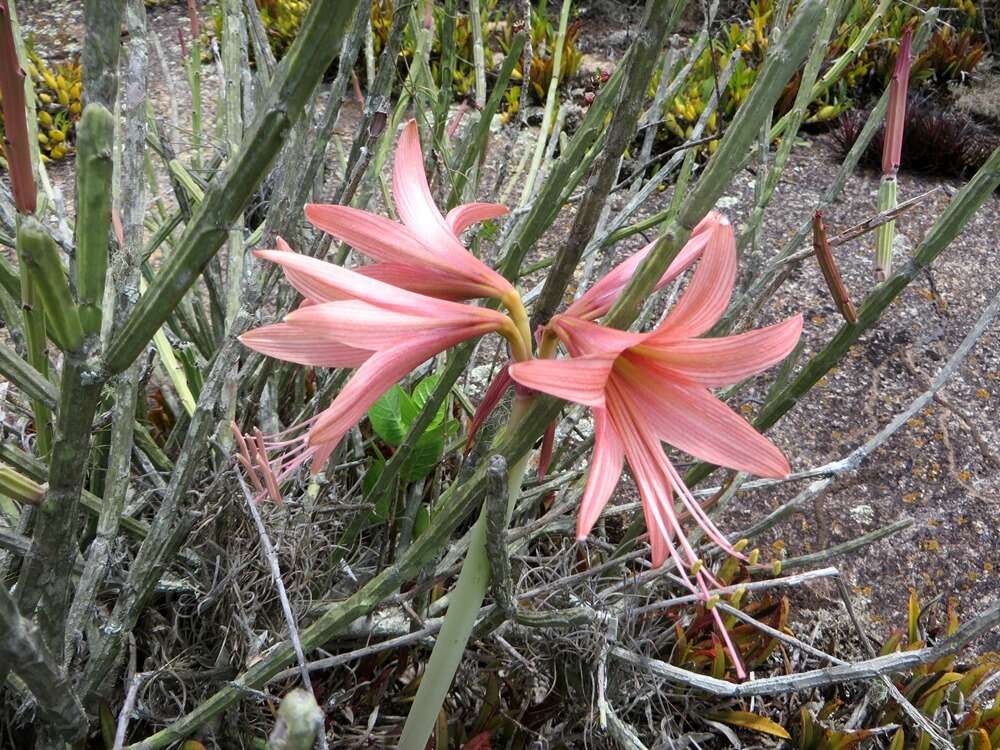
[16,216,83,353]
[74,103,115,336]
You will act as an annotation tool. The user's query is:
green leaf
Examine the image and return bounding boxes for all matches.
[368,384,414,446]
[705,710,792,740]
[99,701,116,749]
[405,423,445,482]
[409,374,447,429]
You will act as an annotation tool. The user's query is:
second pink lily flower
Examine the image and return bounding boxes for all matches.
[510,214,802,577]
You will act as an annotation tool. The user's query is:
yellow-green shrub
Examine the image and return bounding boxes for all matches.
[0,41,82,166]
[653,0,986,153]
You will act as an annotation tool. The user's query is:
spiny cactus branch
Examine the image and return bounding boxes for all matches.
[0,583,86,741]
[530,0,683,330]
[105,0,364,374]
[82,0,125,108]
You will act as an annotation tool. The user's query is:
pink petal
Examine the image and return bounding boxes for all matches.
[508,355,615,407]
[549,315,647,358]
[391,120,515,298]
[358,262,493,301]
[304,203,448,272]
[255,246,504,323]
[392,120,450,240]
[576,408,624,540]
[393,124,497,265]
[637,315,803,387]
[641,492,670,568]
[624,366,790,478]
[564,211,720,321]
[240,323,372,368]
[285,300,501,351]
[308,327,480,450]
[608,380,737,564]
[466,363,513,450]
[445,202,509,236]
[651,215,737,341]
[608,390,687,571]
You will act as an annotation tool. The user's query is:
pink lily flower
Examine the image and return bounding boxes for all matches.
[509,215,802,675]
[304,119,513,304]
[882,27,913,178]
[238,240,519,492]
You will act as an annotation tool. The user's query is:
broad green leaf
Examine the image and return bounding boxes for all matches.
[409,374,448,429]
[368,384,413,446]
[405,423,445,482]
[705,710,791,740]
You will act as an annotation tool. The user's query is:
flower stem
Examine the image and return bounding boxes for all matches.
[875,175,897,282]
[503,292,534,361]
[397,397,533,750]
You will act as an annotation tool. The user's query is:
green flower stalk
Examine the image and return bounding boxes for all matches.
[876,27,912,282]
[398,397,534,750]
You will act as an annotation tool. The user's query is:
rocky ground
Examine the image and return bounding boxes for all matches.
[13,0,999,647]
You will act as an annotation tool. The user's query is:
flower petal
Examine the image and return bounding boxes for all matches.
[285,300,500,351]
[576,408,624,540]
[637,315,803,387]
[563,211,721,321]
[304,203,449,272]
[508,355,615,407]
[392,120,450,240]
[308,327,480,450]
[358,262,494,301]
[239,323,372,368]
[445,202,509,236]
[549,315,647,358]
[607,387,687,571]
[256,246,505,325]
[467,363,513,450]
[392,120,514,297]
[625,367,790,478]
[651,214,737,341]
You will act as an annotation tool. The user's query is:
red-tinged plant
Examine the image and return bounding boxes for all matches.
[0,0,36,213]
[876,27,913,281]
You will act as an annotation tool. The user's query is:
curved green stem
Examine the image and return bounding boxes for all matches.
[397,396,534,750]
[503,292,534,361]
